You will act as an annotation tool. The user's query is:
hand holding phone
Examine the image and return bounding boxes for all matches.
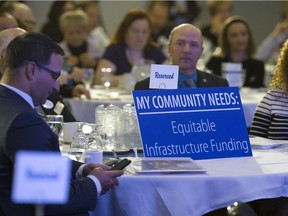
[110,158,131,170]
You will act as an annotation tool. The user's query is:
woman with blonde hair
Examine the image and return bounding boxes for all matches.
[250,39,288,139]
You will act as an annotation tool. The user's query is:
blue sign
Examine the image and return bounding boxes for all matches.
[132,87,252,160]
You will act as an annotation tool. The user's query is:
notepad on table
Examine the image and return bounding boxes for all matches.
[249,136,288,149]
[131,157,206,174]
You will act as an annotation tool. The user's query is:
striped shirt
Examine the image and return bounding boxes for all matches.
[250,89,288,139]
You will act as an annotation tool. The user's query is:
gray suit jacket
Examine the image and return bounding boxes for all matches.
[134,70,229,90]
[0,85,97,216]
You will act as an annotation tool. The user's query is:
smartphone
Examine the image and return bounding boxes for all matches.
[110,158,131,170]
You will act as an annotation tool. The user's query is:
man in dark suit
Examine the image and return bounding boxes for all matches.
[0,27,77,122]
[134,23,228,90]
[0,32,123,216]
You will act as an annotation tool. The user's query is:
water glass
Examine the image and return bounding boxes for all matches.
[70,122,88,150]
[83,68,94,89]
[101,67,112,89]
[105,104,125,150]
[46,115,63,137]
[85,124,104,151]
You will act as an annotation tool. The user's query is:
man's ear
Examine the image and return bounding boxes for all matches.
[25,62,37,80]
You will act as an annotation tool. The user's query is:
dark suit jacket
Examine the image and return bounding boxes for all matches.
[206,56,265,88]
[0,85,97,216]
[134,70,229,90]
[43,91,76,122]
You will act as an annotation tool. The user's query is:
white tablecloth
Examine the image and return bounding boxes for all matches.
[90,149,288,216]
[64,88,133,123]
[240,88,266,127]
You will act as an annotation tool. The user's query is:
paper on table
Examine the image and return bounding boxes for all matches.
[253,149,288,165]
[132,157,206,174]
[249,136,288,149]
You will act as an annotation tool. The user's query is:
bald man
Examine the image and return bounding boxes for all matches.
[0,12,18,31]
[0,27,25,74]
[134,23,228,90]
[0,2,36,32]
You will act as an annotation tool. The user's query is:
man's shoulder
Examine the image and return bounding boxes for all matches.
[134,77,150,90]
[197,70,229,87]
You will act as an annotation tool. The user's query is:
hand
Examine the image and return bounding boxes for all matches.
[80,53,97,68]
[70,67,85,83]
[66,55,80,67]
[58,72,69,86]
[82,163,110,177]
[89,168,124,195]
[271,21,288,39]
[72,84,91,99]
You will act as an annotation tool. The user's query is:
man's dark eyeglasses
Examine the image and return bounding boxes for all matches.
[36,63,61,80]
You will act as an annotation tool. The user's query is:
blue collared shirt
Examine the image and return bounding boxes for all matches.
[178,71,198,88]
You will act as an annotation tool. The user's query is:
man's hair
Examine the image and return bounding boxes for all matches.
[5,31,64,69]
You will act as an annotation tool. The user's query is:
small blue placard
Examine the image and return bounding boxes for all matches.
[132,87,252,160]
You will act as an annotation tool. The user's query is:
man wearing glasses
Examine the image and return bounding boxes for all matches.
[0,32,123,216]
[0,27,76,121]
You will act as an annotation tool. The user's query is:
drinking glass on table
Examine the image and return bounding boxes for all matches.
[46,115,64,137]
[70,122,86,150]
[83,68,94,89]
[101,67,112,90]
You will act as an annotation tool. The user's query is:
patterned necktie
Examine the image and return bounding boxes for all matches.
[184,78,197,88]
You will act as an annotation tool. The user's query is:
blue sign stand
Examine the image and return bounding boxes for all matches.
[132,87,252,160]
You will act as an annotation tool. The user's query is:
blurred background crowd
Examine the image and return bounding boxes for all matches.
[0,0,287,95]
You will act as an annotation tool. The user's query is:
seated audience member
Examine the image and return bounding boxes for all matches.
[59,10,101,69]
[206,16,265,88]
[77,1,110,57]
[94,9,169,87]
[0,2,36,32]
[0,27,76,122]
[146,1,175,57]
[200,0,233,64]
[59,80,90,99]
[0,31,123,216]
[134,23,228,90]
[202,0,233,48]
[167,1,200,25]
[250,39,288,139]
[41,0,76,43]
[0,12,18,31]
[0,6,90,102]
[256,11,288,64]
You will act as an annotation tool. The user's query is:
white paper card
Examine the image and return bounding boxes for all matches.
[149,64,179,89]
[222,63,243,87]
[12,151,71,204]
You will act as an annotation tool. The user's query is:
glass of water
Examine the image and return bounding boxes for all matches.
[101,67,112,90]
[46,115,64,137]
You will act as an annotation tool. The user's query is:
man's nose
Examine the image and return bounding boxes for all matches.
[183,43,191,52]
